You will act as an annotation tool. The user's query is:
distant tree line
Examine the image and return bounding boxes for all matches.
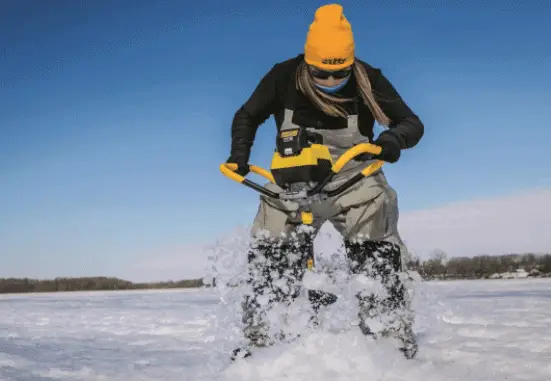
[2,252,551,293]
[0,276,204,294]
[406,250,551,280]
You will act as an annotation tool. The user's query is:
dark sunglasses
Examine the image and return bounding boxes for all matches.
[308,65,352,79]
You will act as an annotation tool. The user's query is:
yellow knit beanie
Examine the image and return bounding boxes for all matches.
[304,4,355,70]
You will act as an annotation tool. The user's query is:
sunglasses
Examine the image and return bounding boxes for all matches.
[308,65,352,79]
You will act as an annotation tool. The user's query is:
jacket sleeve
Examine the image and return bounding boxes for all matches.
[371,69,424,149]
[230,65,281,164]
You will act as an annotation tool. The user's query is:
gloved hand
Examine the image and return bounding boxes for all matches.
[353,136,401,164]
[372,137,401,163]
[226,155,250,176]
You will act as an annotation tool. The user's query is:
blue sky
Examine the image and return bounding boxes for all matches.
[1,0,550,280]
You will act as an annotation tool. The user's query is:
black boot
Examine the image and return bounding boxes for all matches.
[345,240,418,359]
[231,239,310,360]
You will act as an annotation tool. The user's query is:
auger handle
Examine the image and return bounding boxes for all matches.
[220,163,280,199]
[308,143,384,197]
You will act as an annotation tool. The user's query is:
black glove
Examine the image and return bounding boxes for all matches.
[226,155,250,176]
[353,136,401,164]
[373,134,401,163]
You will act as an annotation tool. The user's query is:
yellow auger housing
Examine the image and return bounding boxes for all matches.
[271,142,333,188]
[270,128,333,189]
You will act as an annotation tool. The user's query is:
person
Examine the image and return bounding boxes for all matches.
[226,3,424,360]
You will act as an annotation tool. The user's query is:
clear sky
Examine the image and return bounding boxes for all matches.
[1,0,550,281]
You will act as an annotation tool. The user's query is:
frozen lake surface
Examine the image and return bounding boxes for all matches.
[1,278,550,381]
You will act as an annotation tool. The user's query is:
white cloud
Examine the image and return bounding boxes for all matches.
[126,188,551,281]
[398,187,551,258]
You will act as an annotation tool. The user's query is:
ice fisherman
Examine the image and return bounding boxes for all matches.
[226,4,424,360]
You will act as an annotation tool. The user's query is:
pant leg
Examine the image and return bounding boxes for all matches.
[242,184,321,346]
[329,171,409,270]
[249,185,321,306]
[328,172,418,358]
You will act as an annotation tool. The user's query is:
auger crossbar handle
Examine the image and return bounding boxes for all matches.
[219,163,280,198]
[220,143,384,199]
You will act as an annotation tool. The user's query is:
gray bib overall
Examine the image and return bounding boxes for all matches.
[278,78,381,191]
[251,76,408,264]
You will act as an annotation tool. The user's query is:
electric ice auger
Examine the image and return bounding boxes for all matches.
[220,127,385,270]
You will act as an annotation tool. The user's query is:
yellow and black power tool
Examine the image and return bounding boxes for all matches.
[221,127,385,228]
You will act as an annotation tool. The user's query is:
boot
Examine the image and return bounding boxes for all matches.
[345,239,418,359]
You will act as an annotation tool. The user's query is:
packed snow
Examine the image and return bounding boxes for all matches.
[1,228,550,380]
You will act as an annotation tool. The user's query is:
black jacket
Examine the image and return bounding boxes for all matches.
[230,54,424,164]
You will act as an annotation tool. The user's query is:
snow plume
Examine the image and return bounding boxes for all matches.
[204,224,425,372]
[202,225,252,346]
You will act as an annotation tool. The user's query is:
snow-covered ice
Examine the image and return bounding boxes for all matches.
[0,278,550,381]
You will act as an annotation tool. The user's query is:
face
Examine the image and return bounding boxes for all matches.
[308,65,352,87]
